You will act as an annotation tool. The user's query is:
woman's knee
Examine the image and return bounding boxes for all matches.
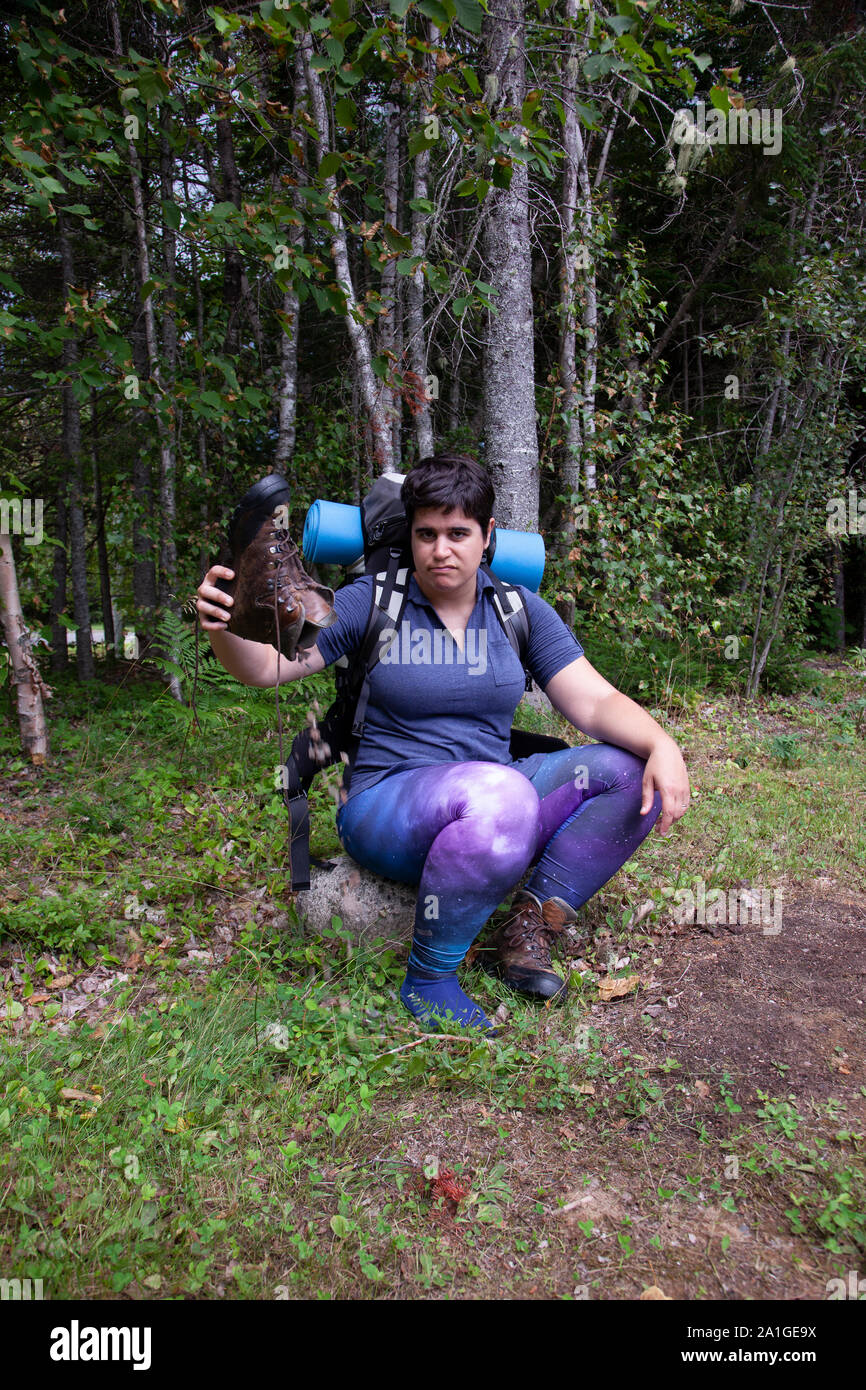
[455,763,540,855]
[579,743,647,795]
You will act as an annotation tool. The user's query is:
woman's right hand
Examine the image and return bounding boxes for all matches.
[196,566,235,632]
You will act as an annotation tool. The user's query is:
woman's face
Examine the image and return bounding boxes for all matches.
[410,506,495,599]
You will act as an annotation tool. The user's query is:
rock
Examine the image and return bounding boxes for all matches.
[294,854,416,943]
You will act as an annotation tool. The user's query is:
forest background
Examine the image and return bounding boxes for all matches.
[1,0,865,734]
[1,0,866,1306]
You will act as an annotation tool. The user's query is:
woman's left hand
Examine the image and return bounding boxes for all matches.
[640,739,691,836]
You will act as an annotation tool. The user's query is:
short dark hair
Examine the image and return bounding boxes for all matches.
[401,452,494,531]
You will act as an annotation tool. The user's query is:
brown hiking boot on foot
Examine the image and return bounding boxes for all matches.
[215,474,337,661]
[483,890,576,1001]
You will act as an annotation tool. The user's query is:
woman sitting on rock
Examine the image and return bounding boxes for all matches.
[196,453,690,1035]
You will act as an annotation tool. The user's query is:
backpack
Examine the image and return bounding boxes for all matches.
[282,474,568,890]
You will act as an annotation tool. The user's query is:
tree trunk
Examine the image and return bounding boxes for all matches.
[158,124,178,613]
[158,120,182,703]
[301,31,394,471]
[130,314,158,622]
[0,531,51,762]
[379,80,402,461]
[558,2,582,500]
[190,241,211,580]
[90,395,116,667]
[49,482,68,674]
[274,47,306,474]
[406,33,437,461]
[481,0,538,529]
[58,210,94,681]
[831,540,846,652]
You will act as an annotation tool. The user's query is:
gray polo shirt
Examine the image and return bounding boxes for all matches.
[314,567,584,801]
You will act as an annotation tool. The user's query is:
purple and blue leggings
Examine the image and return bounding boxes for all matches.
[336,744,661,975]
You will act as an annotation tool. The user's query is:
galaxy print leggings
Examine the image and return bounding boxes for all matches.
[335,744,662,976]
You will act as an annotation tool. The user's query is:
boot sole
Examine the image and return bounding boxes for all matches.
[226,475,291,556]
[477,955,568,1002]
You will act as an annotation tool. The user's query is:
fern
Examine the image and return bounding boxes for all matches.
[146,610,312,748]
[148,609,258,702]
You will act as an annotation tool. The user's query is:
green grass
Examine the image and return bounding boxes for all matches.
[1,652,865,1297]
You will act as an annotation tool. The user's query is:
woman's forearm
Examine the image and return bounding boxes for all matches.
[208,628,325,687]
[208,629,281,686]
[580,689,678,759]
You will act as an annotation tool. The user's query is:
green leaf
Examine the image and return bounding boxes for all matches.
[335,97,357,128]
[583,54,617,81]
[693,53,713,73]
[709,85,730,113]
[136,68,171,107]
[521,94,541,126]
[453,295,470,315]
[382,223,412,253]
[389,0,411,15]
[161,200,182,231]
[62,166,93,187]
[7,143,45,169]
[330,1212,351,1234]
[335,67,364,89]
[418,0,452,30]
[318,151,343,179]
[455,176,477,196]
[408,196,435,213]
[324,37,344,63]
[606,14,634,35]
[408,129,439,158]
[140,279,157,300]
[454,0,483,33]
[462,65,481,96]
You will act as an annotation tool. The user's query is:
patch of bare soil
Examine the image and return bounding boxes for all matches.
[612,887,866,1120]
[350,887,866,1301]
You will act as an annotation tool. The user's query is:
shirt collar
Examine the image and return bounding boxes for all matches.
[407,567,494,609]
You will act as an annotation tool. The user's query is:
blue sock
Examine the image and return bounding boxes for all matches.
[399,971,498,1034]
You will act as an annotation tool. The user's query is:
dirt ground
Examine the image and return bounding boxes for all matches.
[365,884,866,1301]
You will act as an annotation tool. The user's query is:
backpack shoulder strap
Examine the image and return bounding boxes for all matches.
[351,547,411,737]
[482,563,531,673]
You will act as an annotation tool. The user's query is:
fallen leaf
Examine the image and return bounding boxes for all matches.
[695,1080,711,1098]
[60,1088,101,1104]
[597,975,640,1002]
[640,1285,672,1300]
[51,974,75,990]
[29,993,50,1004]
[576,1082,596,1095]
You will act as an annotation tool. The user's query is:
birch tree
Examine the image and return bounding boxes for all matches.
[0,529,51,763]
[481,0,538,529]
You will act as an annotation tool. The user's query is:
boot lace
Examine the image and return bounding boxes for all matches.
[502,902,555,963]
